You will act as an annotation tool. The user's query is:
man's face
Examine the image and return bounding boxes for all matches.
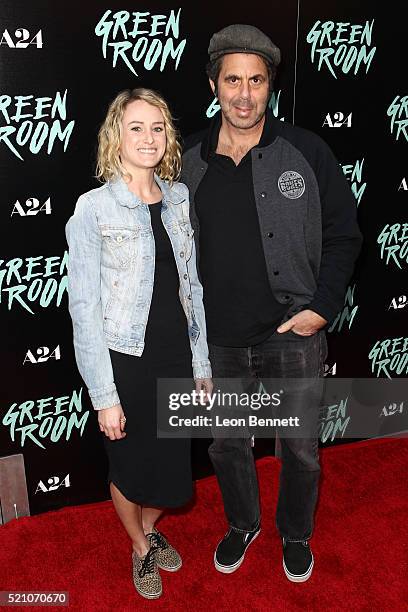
[211,53,270,130]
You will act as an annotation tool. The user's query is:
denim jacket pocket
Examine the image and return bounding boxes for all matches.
[100,226,139,267]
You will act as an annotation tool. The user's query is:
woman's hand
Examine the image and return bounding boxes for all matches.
[98,404,127,440]
[195,378,214,405]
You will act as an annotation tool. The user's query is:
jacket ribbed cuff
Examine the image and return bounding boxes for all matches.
[89,385,121,410]
[193,360,212,380]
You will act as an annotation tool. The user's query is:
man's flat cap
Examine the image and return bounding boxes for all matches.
[208,24,281,67]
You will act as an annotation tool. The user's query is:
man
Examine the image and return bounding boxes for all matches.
[181,24,362,582]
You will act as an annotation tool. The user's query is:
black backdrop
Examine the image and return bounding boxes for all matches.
[1,1,407,515]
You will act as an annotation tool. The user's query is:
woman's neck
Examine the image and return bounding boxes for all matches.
[123,167,162,203]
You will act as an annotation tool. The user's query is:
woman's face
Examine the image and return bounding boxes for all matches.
[119,99,167,173]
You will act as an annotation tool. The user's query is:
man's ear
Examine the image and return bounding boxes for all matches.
[209,78,216,97]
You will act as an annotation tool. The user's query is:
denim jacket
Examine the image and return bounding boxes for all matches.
[65,175,212,410]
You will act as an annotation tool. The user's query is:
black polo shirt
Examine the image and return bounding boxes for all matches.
[195,112,287,347]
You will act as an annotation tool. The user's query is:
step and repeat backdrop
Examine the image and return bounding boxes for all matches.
[1,0,407,515]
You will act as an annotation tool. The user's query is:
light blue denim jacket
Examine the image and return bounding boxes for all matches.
[65,175,212,410]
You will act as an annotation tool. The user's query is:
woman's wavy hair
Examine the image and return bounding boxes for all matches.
[96,88,181,185]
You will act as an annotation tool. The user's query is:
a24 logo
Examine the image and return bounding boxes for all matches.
[23,346,61,364]
[0,28,43,48]
[323,112,352,127]
[11,198,52,217]
[35,474,70,493]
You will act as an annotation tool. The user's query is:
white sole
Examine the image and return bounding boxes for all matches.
[156,559,182,572]
[135,586,163,599]
[214,529,261,574]
[283,553,314,582]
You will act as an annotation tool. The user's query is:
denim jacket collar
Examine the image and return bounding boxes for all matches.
[108,174,185,209]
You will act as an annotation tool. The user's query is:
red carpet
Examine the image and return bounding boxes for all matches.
[1,438,407,611]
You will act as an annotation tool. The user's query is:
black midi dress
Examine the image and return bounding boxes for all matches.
[103,201,193,507]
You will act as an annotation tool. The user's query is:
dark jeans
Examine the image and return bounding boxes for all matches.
[208,329,328,542]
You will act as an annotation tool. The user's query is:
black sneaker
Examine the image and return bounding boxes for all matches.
[214,527,261,573]
[282,538,314,582]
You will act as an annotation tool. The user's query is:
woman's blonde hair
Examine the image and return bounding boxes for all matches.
[96,88,181,185]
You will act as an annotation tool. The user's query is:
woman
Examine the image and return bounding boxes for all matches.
[65,88,212,600]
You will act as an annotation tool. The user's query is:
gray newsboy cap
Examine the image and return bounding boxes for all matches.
[208,24,281,67]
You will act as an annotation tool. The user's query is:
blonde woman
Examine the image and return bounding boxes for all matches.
[65,88,212,600]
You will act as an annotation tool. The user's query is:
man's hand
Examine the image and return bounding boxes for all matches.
[277,309,327,336]
[195,378,214,405]
[98,404,127,440]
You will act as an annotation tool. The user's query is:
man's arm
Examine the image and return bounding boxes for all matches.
[307,140,363,324]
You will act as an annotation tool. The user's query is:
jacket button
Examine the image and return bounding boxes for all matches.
[183,273,188,279]
[180,251,185,258]
[267,232,273,238]
[260,192,266,198]
[258,153,263,159]
[116,236,123,242]
[284,295,290,300]
[273,270,279,275]
[187,295,192,300]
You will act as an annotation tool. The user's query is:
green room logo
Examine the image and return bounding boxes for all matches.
[369,337,408,378]
[95,9,186,76]
[306,20,376,79]
[2,389,89,449]
[387,96,408,142]
[328,285,358,333]
[0,252,68,313]
[342,159,367,206]
[377,223,408,269]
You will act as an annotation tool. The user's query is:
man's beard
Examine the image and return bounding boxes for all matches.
[221,98,267,130]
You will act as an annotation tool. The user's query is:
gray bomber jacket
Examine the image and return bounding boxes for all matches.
[181,109,363,325]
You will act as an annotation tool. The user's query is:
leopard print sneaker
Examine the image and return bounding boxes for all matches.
[147,528,182,572]
[132,546,162,599]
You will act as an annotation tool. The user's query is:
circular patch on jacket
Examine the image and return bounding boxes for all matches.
[278,171,305,199]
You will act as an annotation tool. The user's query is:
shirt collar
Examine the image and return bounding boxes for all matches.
[108,174,185,209]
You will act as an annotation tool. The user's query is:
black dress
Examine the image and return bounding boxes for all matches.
[103,201,193,507]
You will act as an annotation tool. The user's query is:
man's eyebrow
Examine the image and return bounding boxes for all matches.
[223,73,266,79]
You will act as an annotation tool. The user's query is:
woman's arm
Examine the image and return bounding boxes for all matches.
[65,193,121,410]
[179,184,212,382]
[187,236,212,380]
